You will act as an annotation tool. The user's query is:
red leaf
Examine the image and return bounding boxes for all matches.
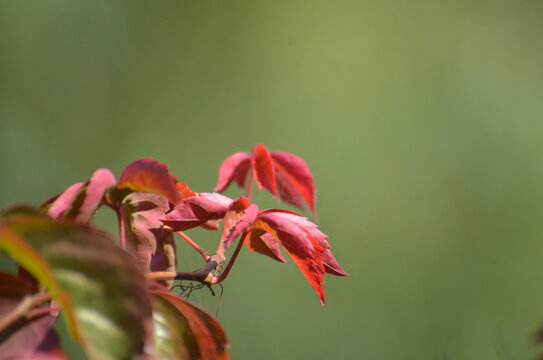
[176,183,197,199]
[251,144,277,196]
[246,209,347,306]
[220,197,259,251]
[262,209,348,277]
[118,158,182,205]
[162,193,233,231]
[271,151,317,217]
[0,271,34,298]
[215,145,319,217]
[214,152,251,192]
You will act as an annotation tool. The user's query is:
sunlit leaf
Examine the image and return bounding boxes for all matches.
[176,183,197,199]
[118,158,182,205]
[251,144,277,196]
[271,151,317,217]
[214,152,251,192]
[246,209,348,306]
[215,145,318,216]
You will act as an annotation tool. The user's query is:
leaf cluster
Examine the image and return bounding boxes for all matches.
[0,144,347,359]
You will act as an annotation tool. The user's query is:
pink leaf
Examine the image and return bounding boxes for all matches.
[214,152,251,192]
[75,168,116,223]
[162,193,233,231]
[46,169,116,223]
[47,182,85,219]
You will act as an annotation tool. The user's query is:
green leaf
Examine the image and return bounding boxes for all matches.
[0,210,153,360]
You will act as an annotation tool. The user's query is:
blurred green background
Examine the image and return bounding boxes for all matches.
[1,1,543,359]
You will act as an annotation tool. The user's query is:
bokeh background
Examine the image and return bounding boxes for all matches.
[1,1,543,359]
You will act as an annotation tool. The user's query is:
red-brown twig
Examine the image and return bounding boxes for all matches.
[175,231,210,261]
[0,292,52,333]
[116,208,127,249]
[146,253,225,284]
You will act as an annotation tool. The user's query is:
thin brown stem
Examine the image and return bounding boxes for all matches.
[26,305,60,320]
[146,271,178,281]
[0,292,52,333]
[175,231,210,260]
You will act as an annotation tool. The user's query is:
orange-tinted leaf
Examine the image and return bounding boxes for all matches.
[162,193,233,231]
[220,197,258,251]
[214,152,251,192]
[271,151,317,217]
[244,230,286,263]
[151,287,229,360]
[118,158,182,205]
[177,183,197,198]
[251,144,277,196]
